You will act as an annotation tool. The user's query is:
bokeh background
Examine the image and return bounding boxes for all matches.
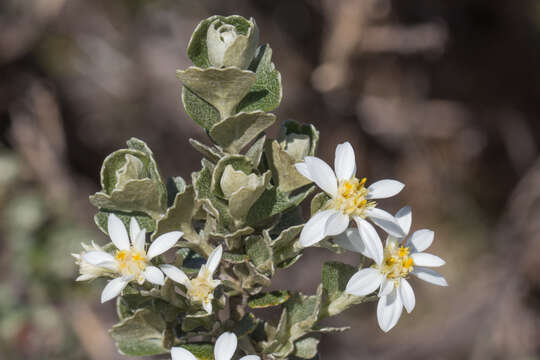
[1,0,540,359]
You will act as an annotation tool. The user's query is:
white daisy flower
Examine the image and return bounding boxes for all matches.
[171,332,260,360]
[73,241,115,281]
[344,206,447,332]
[294,141,405,259]
[78,214,183,303]
[161,245,223,314]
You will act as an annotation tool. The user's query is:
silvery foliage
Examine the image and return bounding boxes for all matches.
[81,15,393,360]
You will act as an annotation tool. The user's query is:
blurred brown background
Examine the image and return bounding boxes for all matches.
[1,0,540,359]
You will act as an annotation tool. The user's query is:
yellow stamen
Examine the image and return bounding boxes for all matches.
[115,247,148,278]
[332,177,376,216]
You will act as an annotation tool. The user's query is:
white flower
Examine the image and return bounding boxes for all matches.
[161,245,223,314]
[171,332,260,360]
[73,241,115,281]
[77,214,183,303]
[344,206,447,332]
[295,141,405,259]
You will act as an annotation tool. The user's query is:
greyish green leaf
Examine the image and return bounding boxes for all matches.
[278,120,319,157]
[248,290,290,309]
[292,336,320,359]
[228,171,271,220]
[265,140,312,192]
[209,111,276,153]
[211,155,253,198]
[311,192,330,216]
[178,343,215,360]
[152,186,199,243]
[110,308,167,356]
[182,87,221,130]
[237,45,282,113]
[233,313,259,337]
[189,138,224,163]
[246,185,315,226]
[246,235,274,275]
[176,67,256,119]
[245,135,266,167]
[193,165,234,229]
[284,286,323,341]
[94,210,155,236]
[321,261,357,303]
[166,176,187,206]
[187,15,254,68]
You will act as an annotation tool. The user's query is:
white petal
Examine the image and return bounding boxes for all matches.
[324,212,349,237]
[101,277,129,303]
[304,156,337,197]
[82,251,115,266]
[171,347,198,360]
[133,230,146,253]
[143,266,165,285]
[299,209,336,247]
[385,235,399,248]
[366,179,404,200]
[214,332,237,360]
[334,228,367,255]
[355,217,384,265]
[412,267,448,286]
[377,288,403,332]
[379,278,394,297]
[407,229,434,252]
[160,264,189,286]
[395,206,411,235]
[345,268,383,296]
[206,245,223,274]
[411,253,445,267]
[239,356,261,360]
[202,300,213,314]
[129,217,141,244]
[399,279,415,313]
[365,208,405,237]
[334,142,356,181]
[108,214,130,250]
[294,162,311,179]
[146,231,183,259]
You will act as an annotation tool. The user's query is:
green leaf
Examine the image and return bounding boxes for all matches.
[246,185,315,226]
[248,290,290,309]
[182,87,221,130]
[209,111,276,153]
[321,261,357,303]
[237,45,282,113]
[269,224,304,266]
[178,343,215,360]
[94,210,155,236]
[228,171,271,220]
[177,67,256,119]
[152,186,199,243]
[110,308,167,356]
[222,252,249,264]
[293,336,320,359]
[265,140,312,192]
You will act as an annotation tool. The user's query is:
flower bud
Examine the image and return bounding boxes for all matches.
[206,17,259,69]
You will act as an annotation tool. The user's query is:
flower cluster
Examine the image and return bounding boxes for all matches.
[73,14,447,360]
[296,142,447,332]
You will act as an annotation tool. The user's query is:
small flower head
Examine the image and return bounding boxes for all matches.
[344,206,447,332]
[171,332,260,360]
[75,214,183,303]
[295,142,405,250]
[161,245,223,314]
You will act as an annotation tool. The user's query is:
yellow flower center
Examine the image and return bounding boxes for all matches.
[115,248,147,279]
[376,242,414,280]
[332,177,376,216]
[187,267,218,304]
